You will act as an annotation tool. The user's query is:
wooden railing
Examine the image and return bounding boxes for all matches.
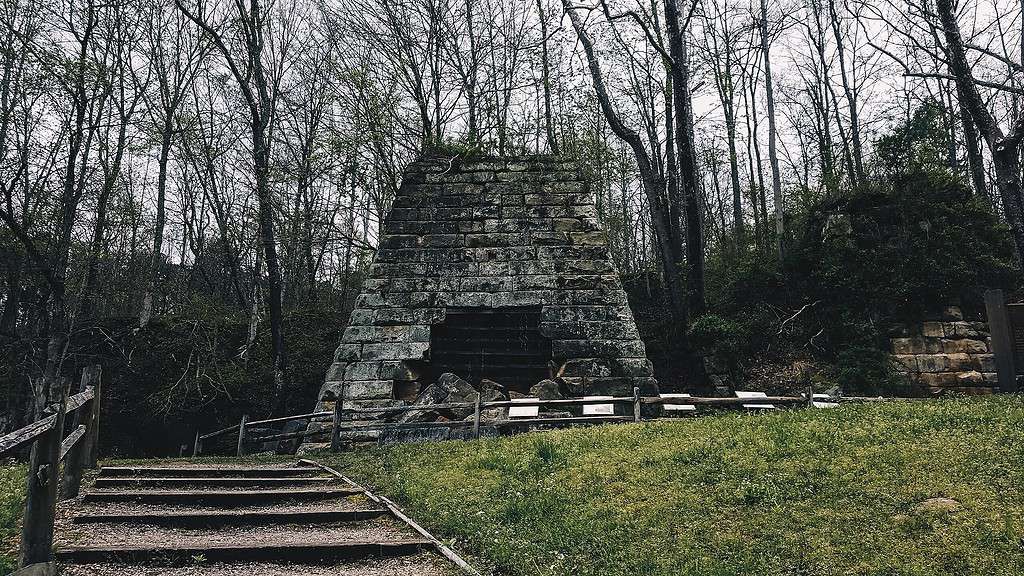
[196,388,902,456]
[0,365,102,573]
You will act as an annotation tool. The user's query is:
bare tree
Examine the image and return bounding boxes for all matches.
[175,0,299,413]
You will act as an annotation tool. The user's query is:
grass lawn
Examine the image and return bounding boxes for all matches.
[0,463,26,574]
[324,397,1024,576]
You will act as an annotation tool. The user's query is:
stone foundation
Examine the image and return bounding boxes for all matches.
[890,307,996,394]
[316,156,657,412]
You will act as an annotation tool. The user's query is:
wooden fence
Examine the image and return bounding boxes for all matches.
[196,388,898,456]
[0,365,102,574]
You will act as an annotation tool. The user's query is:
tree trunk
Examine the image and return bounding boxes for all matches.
[562,0,688,321]
[761,0,784,262]
[253,120,288,415]
[139,116,173,328]
[936,0,1024,263]
[957,85,988,200]
[666,0,704,316]
[536,0,558,154]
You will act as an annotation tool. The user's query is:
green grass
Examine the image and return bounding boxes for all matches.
[323,397,1024,576]
[0,463,26,574]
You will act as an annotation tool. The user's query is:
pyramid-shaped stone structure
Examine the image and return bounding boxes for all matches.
[316,156,657,411]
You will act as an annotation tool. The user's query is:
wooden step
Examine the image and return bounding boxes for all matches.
[82,487,361,505]
[93,476,334,488]
[99,466,316,478]
[55,539,433,565]
[72,508,388,527]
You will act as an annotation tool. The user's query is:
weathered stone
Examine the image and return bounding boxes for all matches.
[343,380,393,399]
[891,355,918,373]
[916,354,948,373]
[398,373,477,423]
[946,353,972,372]
[583,377,634,396]
[334,344,361,363]
[343,362,382,381]
[942,339,988,354]
[957,371,984,386]
[479,408,508,421]
[921,322,944,338]
[891,337,917,355]
[918,372,957,388]
[972,353,996,372]
[612,357,654,377]
[530,379,564,400]
[944,321,987,339]
[479,379,508,400]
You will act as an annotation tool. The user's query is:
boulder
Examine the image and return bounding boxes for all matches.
[479,378,509,402]
[479,407,508,421]
[275,419,309,455]
[530,379,564,400]
[398,373,476,423]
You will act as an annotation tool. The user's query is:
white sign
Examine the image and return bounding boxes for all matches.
[735,390,775,410]
[582,396,614,415]
[811,393,839,408]
[508,398,540,418]
[661,393,696,412]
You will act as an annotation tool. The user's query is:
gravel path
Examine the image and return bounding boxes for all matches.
[58,554,456,575]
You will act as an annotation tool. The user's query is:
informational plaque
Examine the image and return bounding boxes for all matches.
[661,393,697,412]
[735,390,776,410]
[1007,303,1024,371]
[508,398,540,418]
[581,396,614,416]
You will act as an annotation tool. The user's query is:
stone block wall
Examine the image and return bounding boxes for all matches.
[891,308,996,394]
[315,156,657,412]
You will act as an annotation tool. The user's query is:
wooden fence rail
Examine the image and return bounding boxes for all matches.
[0,365,103,571]
[196,389,913,456]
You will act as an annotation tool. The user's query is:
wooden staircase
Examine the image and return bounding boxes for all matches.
[54,461,462,575]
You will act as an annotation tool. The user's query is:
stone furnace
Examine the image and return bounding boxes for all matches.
[316,156,657,412]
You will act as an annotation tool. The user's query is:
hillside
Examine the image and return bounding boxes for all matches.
[325,397,1024,576]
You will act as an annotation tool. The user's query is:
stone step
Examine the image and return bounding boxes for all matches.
[99,466,317,478]
[82,487,361,506]
[92,476,335,489]
[71,508,388,527]
[55,539,434,565]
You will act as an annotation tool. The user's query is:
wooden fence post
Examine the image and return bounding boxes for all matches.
[985,289,1017,393]
[633,387,641,422]
[472,393,481,439]
[330,399,342,452]
[19,377,69,568]
[330,382,347,452]
[236,414,248,457]
[84,365,101,469]
[192,430,201,457]
[60,366,100,499]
